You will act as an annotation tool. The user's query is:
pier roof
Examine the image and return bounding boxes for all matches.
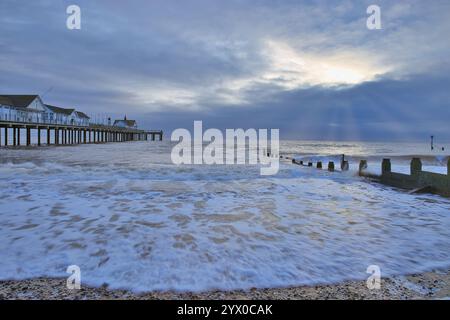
[0,95,39,108]
[113,119,137,127]
[45,104,75,115]
[75,111,90,119]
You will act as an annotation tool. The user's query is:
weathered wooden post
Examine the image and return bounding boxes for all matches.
[382,159,391,175]
[299,160,303,165]
[328,161,335,172]
[13,128,16,146]
[411,158,422,175]
[341,161,349,171]
[447,158,450,176]
[37,128,41,146]
[359,160,368,175]
[317,161,322,169]
[47,128,50,145]
[308,162,313,167]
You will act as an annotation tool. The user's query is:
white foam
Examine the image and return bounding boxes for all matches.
[0,141,449,292]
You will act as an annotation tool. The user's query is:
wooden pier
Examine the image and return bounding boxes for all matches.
[145,130,163,141]
[0,120,163,147]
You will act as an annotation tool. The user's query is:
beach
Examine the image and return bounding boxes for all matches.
[0,141,449,297]
[1,269,449,300]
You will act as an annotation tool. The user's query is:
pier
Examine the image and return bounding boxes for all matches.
[0,120,162,147]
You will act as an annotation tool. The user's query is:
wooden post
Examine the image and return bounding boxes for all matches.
[308,162,313,167]
[381,159,391,175]
[37,128,41,146]
[328,161,335,172]
[411,158,422,175]
[4,127,8,146]
[47,128,50,145]
[316,161,322,169]
[13,127,16,146]
[341,161,349,171]
[359,160,368,175]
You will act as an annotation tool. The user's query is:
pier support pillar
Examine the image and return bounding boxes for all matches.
[26,127,31,146]
[13,128,16,146]
[47,128,50,145]
[37,128,41,146]
[4,127,8,146]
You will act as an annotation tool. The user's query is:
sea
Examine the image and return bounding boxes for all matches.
[0,140,449,292]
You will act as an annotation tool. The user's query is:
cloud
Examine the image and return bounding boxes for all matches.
[0,0,449,141]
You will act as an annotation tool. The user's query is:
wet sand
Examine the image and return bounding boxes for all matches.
[1,269,448,300]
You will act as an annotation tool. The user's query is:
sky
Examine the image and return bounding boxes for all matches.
[0,0,449,141]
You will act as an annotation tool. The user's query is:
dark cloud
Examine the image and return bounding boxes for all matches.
[1,0,449,141]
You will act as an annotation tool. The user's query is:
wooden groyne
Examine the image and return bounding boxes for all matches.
[280,153,450,197]
[280,154,349,173]
[359,158,450,197]
[0,120,163,147]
